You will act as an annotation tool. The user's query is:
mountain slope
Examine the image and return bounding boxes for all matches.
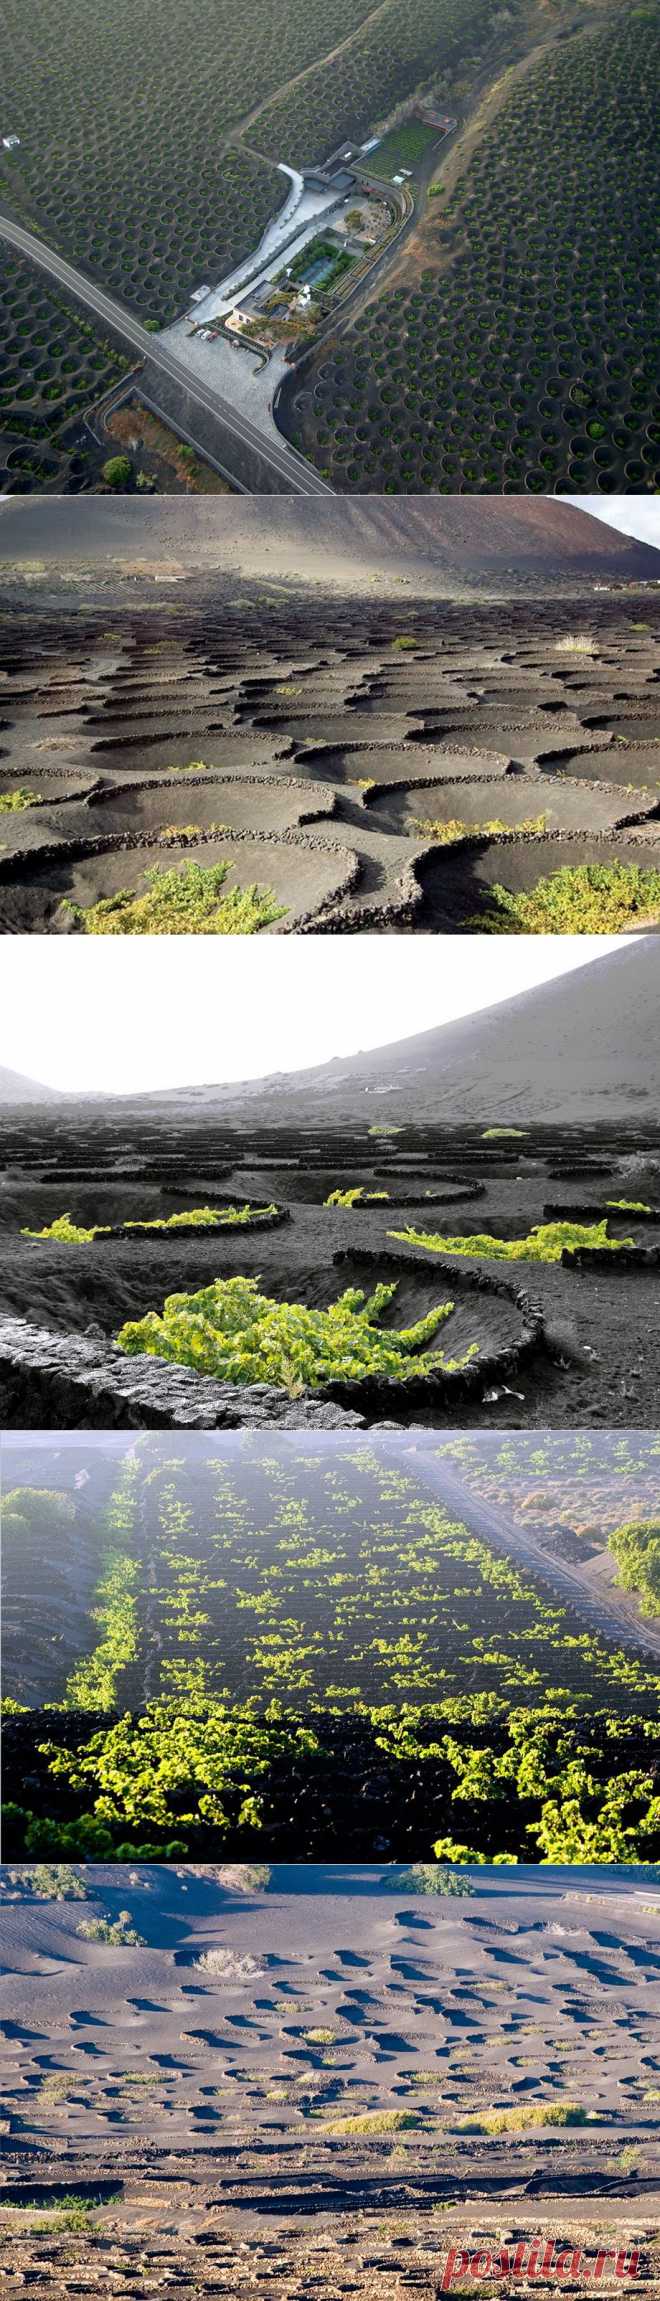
[158,939,660,1127]
[0,1064,59,1105]
[1,497,659,589]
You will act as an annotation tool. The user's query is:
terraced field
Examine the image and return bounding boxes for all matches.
[284,12,660,494]
[0,577,658,934]
[0,1866,658,2299]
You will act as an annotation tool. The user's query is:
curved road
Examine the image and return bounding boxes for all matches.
[0,211,334,496]
[410,1453,660,1664]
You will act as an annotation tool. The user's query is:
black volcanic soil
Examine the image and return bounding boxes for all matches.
[0,551,658,933]
[0,1865,658,2298]
[0,1115,659,1429]
[4,1430,659,1711]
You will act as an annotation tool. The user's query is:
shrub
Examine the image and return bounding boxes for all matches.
[22,1212,111,1242]
[386,1863,473,1895]
[554,634,597,654]
[194,1947,264,1979]
[475,864,660,935]
[122,1204,278,1232]
[102,454,133,488]
[609,1520,660,1618]
[415,814,547,844]
[390,1219,633,1262]
[457,2103,588,2134]
[116,1275,475,1392]
[324,1186,389,1205]
[319,2107,422,2134]
[212,1863,272,1891]
[45,2196,98,2233]
[23,1204,278,1242]
[3,1863,87,1899]
[77,1910,144,1945]
[0,786,40,811]
[62,860,287,935]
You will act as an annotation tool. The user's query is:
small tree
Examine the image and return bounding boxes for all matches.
[102,454,133,490]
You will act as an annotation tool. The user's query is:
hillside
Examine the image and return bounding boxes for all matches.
[151,937,660,1126]
[1,497,659,592]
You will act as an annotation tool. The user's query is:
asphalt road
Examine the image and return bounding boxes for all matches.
[410,1453,660,1664]
[0,211,334,495]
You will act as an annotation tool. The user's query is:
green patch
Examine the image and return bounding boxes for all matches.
[390,1219,633,1263]
[319,2107,423,2134]
[77,1911,145,1945]
[0,786,40,811]
[474,863,660,935]
[324,1186,389,1206]
[415,814,547,844]
[22,1204,278,1243]
[115,1274,474,1392]
[457,2103,588,2134]
[368,117,440,178]
[384,1863,473,1895]
[609,1519,660,1619]
[61,860,287,935]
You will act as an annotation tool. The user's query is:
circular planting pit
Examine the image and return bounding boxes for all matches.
[372,744,516,788]
[365,774,644,843]
[0,829,361,934]
[415,832,660,933]
[1,591,657,934]
[0,772,101,856]
[89,728,295,779]
[552,744,660,793]
[82,774,337,841]
[307,1245,535,1353]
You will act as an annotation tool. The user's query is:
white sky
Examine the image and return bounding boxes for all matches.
[562,498,660,548]
[0,938,621,1094]
[0,1431,129,1450]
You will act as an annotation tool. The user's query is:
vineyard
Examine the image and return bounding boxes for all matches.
[252,0,498,169]
[285,13,660,493]
[0,1865,657,2301]
[0,565,658,931]
[2,1432,660,1858]
[1,0,385,322]
[0,244,129,494]
[3,1436,660,1715]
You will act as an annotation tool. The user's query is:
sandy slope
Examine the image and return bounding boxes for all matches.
[1,498,659,592]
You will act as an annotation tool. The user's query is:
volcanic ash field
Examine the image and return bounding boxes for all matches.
[0,550,658,935]
[0,1865,659,2298]
[1,1113,659,1432]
